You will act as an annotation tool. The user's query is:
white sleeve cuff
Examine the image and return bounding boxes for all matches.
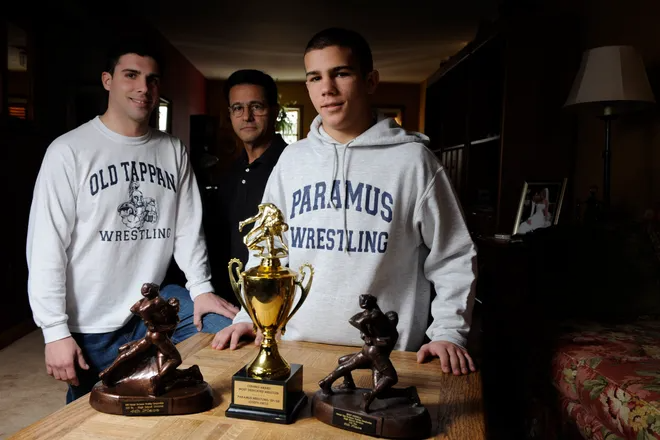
[42,323,71,344]
[188,281,214,300]
[428,331,467,351]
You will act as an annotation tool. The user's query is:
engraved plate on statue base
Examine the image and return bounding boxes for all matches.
[312,387,431,439]
[91,382,213,416]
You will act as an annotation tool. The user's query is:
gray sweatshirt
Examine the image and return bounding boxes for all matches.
[232,114,477,351]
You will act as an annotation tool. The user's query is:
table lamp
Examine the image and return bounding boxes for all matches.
[564,45,656,212]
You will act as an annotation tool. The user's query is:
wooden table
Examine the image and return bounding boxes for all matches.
[11,334,485,439]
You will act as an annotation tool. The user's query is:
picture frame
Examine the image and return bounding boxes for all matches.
[374,106,404,126]
[512,178,568,235]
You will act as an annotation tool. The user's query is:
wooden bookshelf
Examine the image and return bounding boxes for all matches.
[424,9,581,236]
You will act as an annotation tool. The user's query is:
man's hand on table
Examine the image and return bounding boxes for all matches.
[211,323,283,350]
[45,336,89,386]
[417,341,476,375]
[193,292,239,331]
[211,323,256,350]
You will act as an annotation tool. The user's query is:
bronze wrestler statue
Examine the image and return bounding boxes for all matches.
[99,283,202,396]
[318,294,420,412]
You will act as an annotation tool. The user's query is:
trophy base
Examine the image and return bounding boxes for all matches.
[89,381,215,416]
[225,363,307,424]
[311,387,432,439]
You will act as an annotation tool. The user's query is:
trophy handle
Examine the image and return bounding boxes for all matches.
[228,258,258,332]
[282,263,314,335]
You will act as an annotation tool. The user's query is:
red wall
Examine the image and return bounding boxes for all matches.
[156,37,207,146]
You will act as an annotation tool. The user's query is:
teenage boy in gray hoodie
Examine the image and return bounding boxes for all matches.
[213,27,478,376]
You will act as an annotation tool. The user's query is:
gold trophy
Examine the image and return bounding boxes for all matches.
[225,203,314,424]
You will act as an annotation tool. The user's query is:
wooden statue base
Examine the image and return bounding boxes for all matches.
[312,387,432,439]
[225,363,307,424]
[89,381,214,416]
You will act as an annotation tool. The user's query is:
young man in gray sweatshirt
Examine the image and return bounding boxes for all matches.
[213,28,477,376]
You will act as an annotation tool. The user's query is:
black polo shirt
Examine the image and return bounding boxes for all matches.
[205,134,287,304]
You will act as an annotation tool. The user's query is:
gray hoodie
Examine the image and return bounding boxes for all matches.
[232,114,477,351]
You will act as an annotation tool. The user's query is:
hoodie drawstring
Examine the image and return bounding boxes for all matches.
[328,142,351,254]
[341,144,350,253]
[329,144,339,208]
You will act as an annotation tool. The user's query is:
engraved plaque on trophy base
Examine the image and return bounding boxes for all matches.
[90,381,214,416]
[312,387,432,439]
[225,363,307,424]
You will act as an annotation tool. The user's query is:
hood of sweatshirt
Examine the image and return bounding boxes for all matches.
[306,114,430,242]
[308,112,429,150]
[308,112,430,190]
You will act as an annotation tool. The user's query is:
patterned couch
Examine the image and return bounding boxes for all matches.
[546,219,660,439]
[552,319,660,439]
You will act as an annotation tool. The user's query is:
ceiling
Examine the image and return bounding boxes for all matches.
[147,0,501,83]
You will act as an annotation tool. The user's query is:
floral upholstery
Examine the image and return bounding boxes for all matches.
[560,397,617,440]
[552,319,660,439]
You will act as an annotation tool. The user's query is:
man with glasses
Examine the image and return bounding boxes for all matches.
[206,69,287,306]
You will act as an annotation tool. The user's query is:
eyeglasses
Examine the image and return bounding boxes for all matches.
[228,103,268,118]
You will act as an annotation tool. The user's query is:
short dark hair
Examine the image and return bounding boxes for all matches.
[224,69,279,107]
[104,38,164,75]
[304,28,373,76]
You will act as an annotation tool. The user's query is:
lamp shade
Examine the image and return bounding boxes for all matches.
[564,45,656,114]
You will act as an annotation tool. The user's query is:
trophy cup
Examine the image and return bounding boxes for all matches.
[312,294,432,439]
[225,203,314,424]
[89,283,214,416]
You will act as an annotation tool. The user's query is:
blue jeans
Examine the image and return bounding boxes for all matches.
[66,284,232,403]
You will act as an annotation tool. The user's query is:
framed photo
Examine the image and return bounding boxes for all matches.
[374,106,404,126]
[513,178,568,235]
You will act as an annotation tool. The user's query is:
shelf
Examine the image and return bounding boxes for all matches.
[432,134,501,153]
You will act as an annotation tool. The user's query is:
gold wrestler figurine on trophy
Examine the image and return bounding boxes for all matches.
[239,202,290,260]
[226,203,313,424]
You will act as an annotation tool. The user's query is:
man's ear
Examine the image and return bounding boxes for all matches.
[101,71,112,91]
[366,70,380,95]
